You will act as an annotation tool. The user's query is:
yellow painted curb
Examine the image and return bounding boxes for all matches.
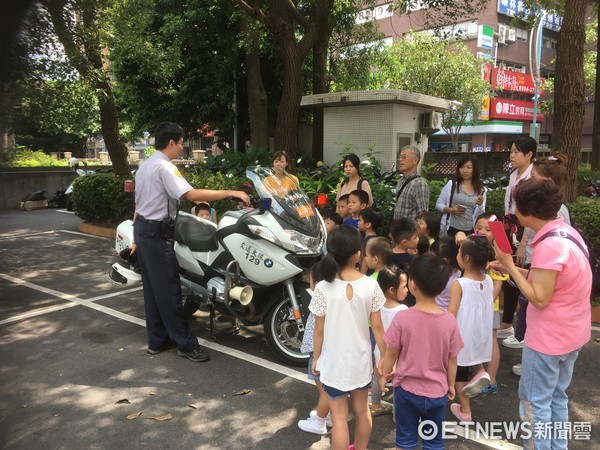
[78,221,116,239]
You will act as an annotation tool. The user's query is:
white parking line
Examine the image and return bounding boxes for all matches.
[0,273,144,326]
[0,272,309,383]
[59,230,111,240]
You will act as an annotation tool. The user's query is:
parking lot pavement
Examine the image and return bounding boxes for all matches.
[0,209,598,449]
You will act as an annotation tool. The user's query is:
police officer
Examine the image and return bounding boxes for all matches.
[130,122,250,362]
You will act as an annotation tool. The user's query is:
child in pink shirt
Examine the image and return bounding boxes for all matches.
[380,253,464,449]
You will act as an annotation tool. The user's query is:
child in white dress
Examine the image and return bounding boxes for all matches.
[311,225,386,450]
[370,265,409,416]
[448,235,495,422]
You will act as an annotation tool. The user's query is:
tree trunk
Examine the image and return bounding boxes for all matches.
[592,17,600,170]
[242,10,269,151]
[311,29,329,162]
[273,36,303,160]
[553,0,586,202]
[310,9,332,163]
[43,0,130,177]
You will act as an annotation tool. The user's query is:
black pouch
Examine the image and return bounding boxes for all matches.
[161,218,176,239]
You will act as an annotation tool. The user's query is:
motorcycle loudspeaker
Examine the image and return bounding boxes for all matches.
[229,286,253,305]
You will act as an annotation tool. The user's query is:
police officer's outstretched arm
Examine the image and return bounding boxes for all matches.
[183,188,250,206]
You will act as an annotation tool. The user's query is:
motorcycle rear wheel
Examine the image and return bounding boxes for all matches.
[264,295,309,367]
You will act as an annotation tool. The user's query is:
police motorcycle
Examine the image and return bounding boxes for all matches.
[110,167,325,365]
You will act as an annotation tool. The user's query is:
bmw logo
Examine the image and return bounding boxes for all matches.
[264,259,273,268]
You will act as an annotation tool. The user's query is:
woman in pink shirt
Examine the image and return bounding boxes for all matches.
[491,179,591,450]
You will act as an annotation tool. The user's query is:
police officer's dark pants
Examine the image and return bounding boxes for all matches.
[134,220,198,352]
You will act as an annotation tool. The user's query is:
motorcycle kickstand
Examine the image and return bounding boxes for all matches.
[208,303,217,342]
[232,318,241,335]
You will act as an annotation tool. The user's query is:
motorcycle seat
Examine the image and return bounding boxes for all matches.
[175,216,219,252]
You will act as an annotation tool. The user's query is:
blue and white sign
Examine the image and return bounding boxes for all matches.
[497,0,562,31]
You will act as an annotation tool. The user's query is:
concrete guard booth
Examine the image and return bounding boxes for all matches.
[301,90,452,171]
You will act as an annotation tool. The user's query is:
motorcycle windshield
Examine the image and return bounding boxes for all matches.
[246,167,320,236]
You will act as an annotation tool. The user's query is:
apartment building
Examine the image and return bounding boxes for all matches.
[360,1,592,152]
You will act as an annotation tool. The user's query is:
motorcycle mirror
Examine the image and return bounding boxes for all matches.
[259,197,272,212]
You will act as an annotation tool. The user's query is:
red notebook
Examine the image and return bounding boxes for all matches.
[489,220,513,255]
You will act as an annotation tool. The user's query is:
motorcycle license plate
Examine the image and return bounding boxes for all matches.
[295,205,315,218]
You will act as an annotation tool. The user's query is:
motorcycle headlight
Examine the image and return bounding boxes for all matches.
[285,229,323,254]
[248,224,282,247]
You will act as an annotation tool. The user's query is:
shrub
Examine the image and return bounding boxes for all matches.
[72,173,127,223]
[181,165,248,217]
[203,145,272,177]
[0,145,67,167]
[568,196,600,255]
[485,188,506,218]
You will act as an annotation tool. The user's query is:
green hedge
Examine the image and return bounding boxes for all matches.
[72,173,127,223]
[568,197,600,255]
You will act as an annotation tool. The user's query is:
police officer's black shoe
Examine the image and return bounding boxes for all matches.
[178,347,210,362]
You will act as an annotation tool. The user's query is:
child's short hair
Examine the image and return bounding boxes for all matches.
[366,237,393,264]
[390,218,419,244]
[460,235,495,271]
[337,194,349,203]
[409,253,451,298]
[359,207,381,230]
[349,189,369,206]
[377,264,405,296]
[194,202,211,215]
[323,211,343,226]
[430,236,460,271]
[418,211,441,239]
[416,235,430,255]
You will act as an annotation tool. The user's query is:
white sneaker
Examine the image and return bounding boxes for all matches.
[512,363,522,376]
[309,410,333,428]
[298,415,327,435]
[503,335,524,349]
[497,326,515,339]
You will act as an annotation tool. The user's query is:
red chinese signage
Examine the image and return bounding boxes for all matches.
[491,68,544,95]
[490,98,544,122]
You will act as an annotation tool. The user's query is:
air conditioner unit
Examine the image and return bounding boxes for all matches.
[507,28,517,43]
[422,111,442,131]
[497,24,507,45]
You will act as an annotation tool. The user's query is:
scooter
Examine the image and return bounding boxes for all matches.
[109,167,325,365]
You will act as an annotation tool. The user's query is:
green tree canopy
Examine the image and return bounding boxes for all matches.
[368,33,490,150]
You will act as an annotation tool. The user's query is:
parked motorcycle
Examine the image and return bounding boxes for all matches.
[109,167,326,365]
[585,177,600,197]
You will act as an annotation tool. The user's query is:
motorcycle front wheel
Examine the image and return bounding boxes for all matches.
[264,296,309,367]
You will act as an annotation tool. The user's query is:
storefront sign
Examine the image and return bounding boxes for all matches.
[477,25,494,49]
[356,2,393,24]
[491,68,544,95]
[481,96,490,121]
[490,98,544,122]
[497,0,562,31]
